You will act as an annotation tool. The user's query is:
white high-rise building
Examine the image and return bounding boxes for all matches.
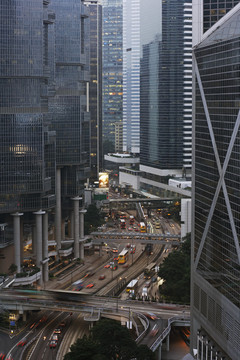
[122,0,140,154]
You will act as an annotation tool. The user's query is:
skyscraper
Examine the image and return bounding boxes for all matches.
[191,4,240,359]
[122,0,140,154]
[84,0,103,181]
[140,0,192,195]
[102,0,123,152]
[0,0,56,277]
[0,0,90,280]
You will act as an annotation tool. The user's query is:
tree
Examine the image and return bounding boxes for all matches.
[158,233,191,304]
[84,204,103,234]
[8,263,17,274]
[64,319,155,360]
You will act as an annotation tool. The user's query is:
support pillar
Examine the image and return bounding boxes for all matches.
[22,311,27,322]
[166,334,170,351]
[42,212,49,283]
[32,225,36,257]
[33,210,45,286]
[56,168,62,251]
[158,344,162,360]
[11,212,23,273]
[70,211,74,238]
[71,197,82,259]
[79,209,87,260]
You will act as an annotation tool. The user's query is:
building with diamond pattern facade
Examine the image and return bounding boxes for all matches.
[191,4,240,359]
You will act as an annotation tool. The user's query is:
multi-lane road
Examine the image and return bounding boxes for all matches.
[0,205,186,359]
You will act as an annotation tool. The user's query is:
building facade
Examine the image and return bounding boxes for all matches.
[84,0,103,182]
[122,0,140,154]
[140,0,192,194]
[0,0,90,281]
[191,4,240,359]
[102,0,123,151]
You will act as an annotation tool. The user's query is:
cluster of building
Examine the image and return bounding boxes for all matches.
[0,0,240,359]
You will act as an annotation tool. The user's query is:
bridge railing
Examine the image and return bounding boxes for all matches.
[150,315,190,352]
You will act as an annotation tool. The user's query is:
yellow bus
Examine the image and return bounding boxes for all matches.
[118,249,128,264]
[140,222,146,232]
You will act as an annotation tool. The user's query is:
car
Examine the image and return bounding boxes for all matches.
[126,243,131,248]
[134,228,139,232]
[0,353,5,360]
[104,264,110,268]
[128,227,133,231]
[54,329,61,334]
[150,324,159,336]
[145,312,157,320]
[86,283,94,288]
[52,334,58,342]
[113,256,119,261]
[17,339,27,346]
[98,275,105,280]
[112,248,118,253]
[59,322,66,328]
[49,340,57,348]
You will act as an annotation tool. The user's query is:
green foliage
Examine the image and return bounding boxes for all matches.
[158,233,191,304]
[8,263,17,274]
[84,204,103,234]
[64,319,155,360]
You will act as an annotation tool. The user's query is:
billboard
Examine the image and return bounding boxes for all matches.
[99,172,109,188]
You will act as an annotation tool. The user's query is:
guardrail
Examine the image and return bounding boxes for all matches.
[135,313,149,343]
[150,315,190,352]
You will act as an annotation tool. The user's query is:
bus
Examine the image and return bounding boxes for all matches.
[126,279,138,294]
[129,215,134,225]
[118,249,128,264]
[140,222,146,232]
[144,262,156,279]
[120,219,126,229]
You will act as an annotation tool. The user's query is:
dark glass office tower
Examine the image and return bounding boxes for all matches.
[140,0,191,171]
[102,0,123,151]
[192,5,240,359]
[0,0,56,275]
[49,0,90,199]
[203,0,239,32]
[84,0,103,181]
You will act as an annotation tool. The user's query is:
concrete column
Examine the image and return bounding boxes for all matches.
[158,344,162,360]
[166,334,170,351]
[22,311,27,322]
[79,209,87,239]
[79,209,87,260]
[11,212,23,273]
[32,225,36,257]
[56,168,62,251]
[71,197,82,258]
[42,212,49,283]
[33,210,45,285]
[99,245,103,257]
[70,211,74,238]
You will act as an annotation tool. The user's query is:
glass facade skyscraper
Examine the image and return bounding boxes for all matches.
[192,4,240,359]
[102,0,123,151]
[49,0,90,199]
[122,0,140,154]
[0,1,56,217]
[84,0,103,181]
[140,0,192,174]
[0,0,90,276]
[203,0,239,32]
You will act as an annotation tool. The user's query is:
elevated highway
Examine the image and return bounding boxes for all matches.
[91,231,181,245]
